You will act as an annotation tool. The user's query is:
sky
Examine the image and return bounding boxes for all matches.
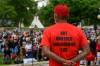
[35,0,48,8]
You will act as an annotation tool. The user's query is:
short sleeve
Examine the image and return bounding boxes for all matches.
[40,29,51,48]
[79,29,88,48]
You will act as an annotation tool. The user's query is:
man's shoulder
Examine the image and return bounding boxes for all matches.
[67,23,84,34]
[68,23,80,30]
[44,24,56,31]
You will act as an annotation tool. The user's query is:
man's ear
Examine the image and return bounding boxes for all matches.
[54,13,58,23]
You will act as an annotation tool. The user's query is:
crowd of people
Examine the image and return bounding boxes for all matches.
[0,3,100,66]
[0,26,99,65]
[0,28,43,64]
[81,27,100,66]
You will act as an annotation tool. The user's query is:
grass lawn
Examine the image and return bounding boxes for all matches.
[0,53,3,64]
[0,53,11,66]
[0,64,7,66]
[0,64,11,66]
[0,57,6,66]
[0,50,14,66]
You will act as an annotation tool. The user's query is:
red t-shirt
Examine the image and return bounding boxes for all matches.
[96,44,100,51]
[41,22,88,66]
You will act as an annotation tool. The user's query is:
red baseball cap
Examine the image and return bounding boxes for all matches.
[54,4,69,17]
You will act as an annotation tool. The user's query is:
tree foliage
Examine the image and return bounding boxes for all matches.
[38,0,100,26]
[11,0,37,26]
[0,0,37,27]
[0,0,16,18]
[0,0,100,27]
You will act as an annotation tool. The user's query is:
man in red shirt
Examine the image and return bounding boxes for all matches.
[41,4,90,66]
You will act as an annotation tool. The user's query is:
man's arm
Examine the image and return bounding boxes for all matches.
[42,46,75,65]
[71,44,90,62]
[42,46,66,63]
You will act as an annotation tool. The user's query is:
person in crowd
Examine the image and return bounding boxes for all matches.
[11,35,20,64]
[0,32,3,52]
[96,35,100,65]
[85,38,96,66]
[96,35,100,52]
[20,31,29,46]
[41,4,90,66]
[25,37,33,58]
[1,38,11,64]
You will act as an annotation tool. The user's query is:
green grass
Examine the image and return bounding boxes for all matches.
[0,64,6,66]
[0,64,10,66]
[0,52,15,64]
[0,52,14,66]
[0,53,3,64]
[0,53,10,65]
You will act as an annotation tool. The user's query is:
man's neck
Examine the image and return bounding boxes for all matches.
[55,20,67,23]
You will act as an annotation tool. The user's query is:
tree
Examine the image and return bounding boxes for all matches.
[38,0,100,26]
[0,0,16,18]
[0,0,37,27]
[0,0,17,27]
[10,0,37,27]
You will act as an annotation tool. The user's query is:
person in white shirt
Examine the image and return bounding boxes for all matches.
[25,37,33,58]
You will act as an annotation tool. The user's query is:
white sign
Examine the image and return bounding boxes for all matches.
[23,58,37,64]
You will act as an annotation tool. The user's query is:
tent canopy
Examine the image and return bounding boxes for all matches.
[29,16,44,29]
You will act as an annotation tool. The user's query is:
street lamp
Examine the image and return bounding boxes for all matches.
[97,8,100,19]
[97,14,100,19]
[95,8,100,36]
[97,8,100,34]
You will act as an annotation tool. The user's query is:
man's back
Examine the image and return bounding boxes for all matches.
[41,22,88,66]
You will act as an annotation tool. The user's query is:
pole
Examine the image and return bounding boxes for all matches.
[30,29,34,66]
[32,37,34,66]
[94,23,97,36]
